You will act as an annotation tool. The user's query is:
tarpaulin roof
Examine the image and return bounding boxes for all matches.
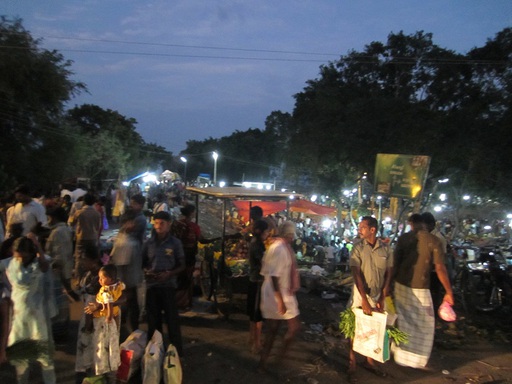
[185,186,335,220]
[232,199,336,220]
[160,170,180,181]
[185,186,300,200]
[290,199,337,216]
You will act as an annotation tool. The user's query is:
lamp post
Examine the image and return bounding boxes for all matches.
[357,172,367,204]
[180,156,187,185]
[212,151,218,186]
[377,195,383,234]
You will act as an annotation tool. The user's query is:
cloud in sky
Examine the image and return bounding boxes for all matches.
[5,0,512,152]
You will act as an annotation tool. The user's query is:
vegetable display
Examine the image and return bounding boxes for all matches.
[6,339,49,361]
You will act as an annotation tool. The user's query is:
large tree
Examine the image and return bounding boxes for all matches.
[0,17,85,190]
[65,104,172,184]
[283,30,512,202]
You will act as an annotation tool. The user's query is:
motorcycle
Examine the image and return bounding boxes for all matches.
[464,246,512,312]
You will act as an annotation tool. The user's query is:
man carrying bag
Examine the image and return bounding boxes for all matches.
[347,216,393,383]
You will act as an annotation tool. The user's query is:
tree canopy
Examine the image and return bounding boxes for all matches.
[0,17,171,193]
[2,16,511,208]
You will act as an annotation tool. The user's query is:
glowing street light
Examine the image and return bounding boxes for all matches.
[212,151,219,185]
[357,172,367,204]
[180,156,187,184]
[377,195,383,227]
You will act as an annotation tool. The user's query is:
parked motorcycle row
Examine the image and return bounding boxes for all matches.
[451,238,512,314]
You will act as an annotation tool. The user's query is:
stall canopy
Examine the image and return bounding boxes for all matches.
[232,199,336,220]
[186,185,335,222]
[160,170,180,181]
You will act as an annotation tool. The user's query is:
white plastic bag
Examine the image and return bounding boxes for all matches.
[352,308,390,363]
[142,330,165,384]
[163,344,182,384]
[117,329,148,382]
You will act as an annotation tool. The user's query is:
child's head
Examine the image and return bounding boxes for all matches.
[12,236,37,265]
[99,264,117,287]
[80,244,101,272]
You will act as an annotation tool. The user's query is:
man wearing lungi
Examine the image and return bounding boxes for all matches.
[392,213,454,368]
[348,216,393,382]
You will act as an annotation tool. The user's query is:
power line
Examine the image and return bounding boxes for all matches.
[0,45,330,63]
[42,35,340,58]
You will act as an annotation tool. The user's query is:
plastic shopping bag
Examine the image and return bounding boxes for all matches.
[117,329,148,382]
[142,330,165,384]
[352,308,390,363]
[163,344,182,384]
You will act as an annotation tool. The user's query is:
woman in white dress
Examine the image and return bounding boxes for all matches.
[0,234,56,383]
[259,221,301,371]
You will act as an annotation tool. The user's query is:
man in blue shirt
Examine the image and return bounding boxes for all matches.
[142,211,185,356]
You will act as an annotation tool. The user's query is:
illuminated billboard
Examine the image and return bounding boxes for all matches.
[374,154,431,199]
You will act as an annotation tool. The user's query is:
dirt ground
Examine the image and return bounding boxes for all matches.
[3,269,512,384]
[176,287,512,384]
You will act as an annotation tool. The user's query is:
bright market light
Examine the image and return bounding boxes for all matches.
[507,214,512,219]
[484,225,492,230]
[311,194,318,202]
[439,193,447,201]
[343,190,350,196]
[122,181,130,187]
[321,219,332,229]
[438,178,449,183]
[434,205,443,212]
[143,173,157,183]
[463,195,470,201]
[219,181,226,188]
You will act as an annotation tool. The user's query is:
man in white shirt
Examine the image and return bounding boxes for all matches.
[7,185,47,236]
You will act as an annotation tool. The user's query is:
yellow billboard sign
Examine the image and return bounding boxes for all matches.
[374,154,431,199]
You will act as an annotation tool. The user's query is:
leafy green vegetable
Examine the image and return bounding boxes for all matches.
[387,326,409,345]
[339,308,356,339]
[6,339,49,362]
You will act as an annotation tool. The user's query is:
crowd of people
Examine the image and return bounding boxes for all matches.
[0,183,458,383]
[0,184,199,383]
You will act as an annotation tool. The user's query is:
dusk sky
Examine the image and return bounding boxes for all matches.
[4,1,512,154]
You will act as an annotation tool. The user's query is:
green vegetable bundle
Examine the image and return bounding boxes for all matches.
[339,308,409,345]
[339,308,356,339]
[386,326,409,345]
[6,339,49,362]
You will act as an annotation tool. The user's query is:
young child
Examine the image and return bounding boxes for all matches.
[75,244,102,382]
[84,264,125,382]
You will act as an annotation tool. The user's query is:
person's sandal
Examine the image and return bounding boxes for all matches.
[362,362,388,378]
[347,370,358,383]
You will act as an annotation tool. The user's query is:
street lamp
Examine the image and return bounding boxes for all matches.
[212,151,218,185]
[377,195,382,224]
[357,172,367,204]
[180,157,187,185]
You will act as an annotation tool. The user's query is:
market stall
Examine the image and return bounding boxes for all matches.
[186,187,335,317]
